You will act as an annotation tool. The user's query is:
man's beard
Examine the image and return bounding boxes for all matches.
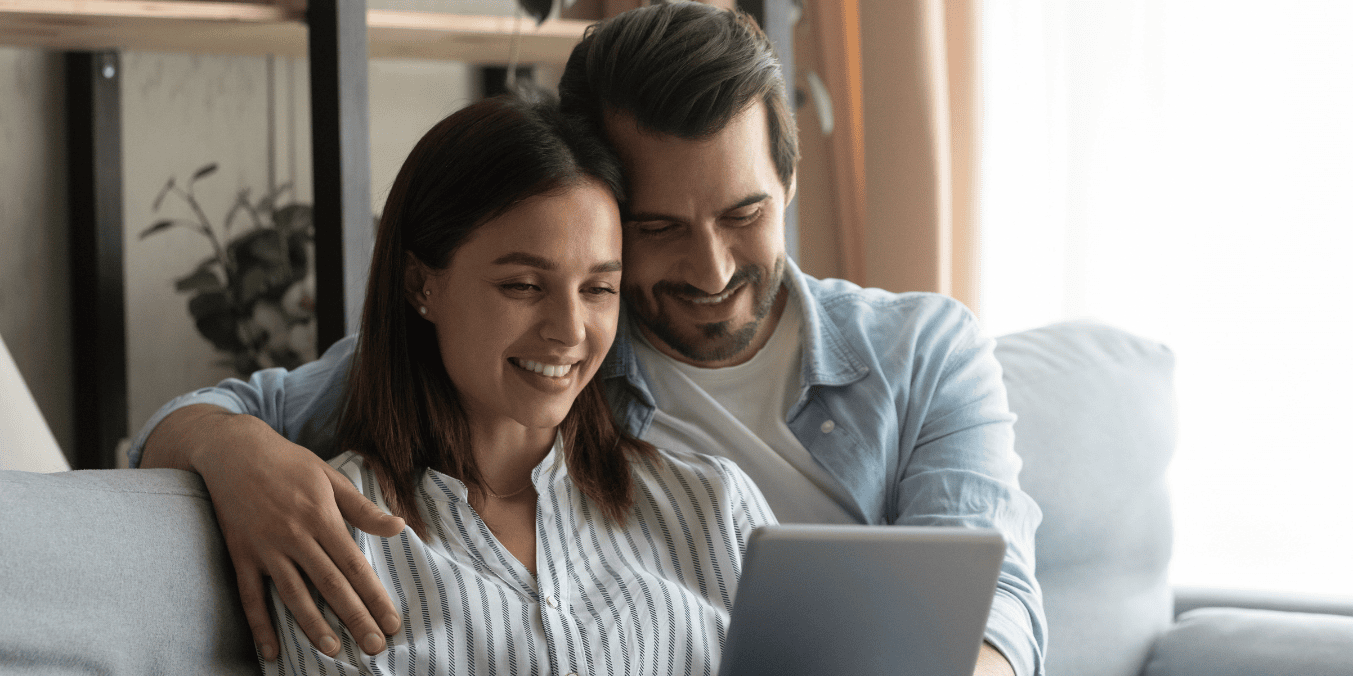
[624,256,786,364]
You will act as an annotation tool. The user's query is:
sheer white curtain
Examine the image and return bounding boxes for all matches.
[980,0,1353,597]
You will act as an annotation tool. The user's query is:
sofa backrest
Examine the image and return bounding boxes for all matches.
[997,321,1177,676]
[0,468,259,674]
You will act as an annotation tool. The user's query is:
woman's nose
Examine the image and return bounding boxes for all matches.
[540,293,586,346]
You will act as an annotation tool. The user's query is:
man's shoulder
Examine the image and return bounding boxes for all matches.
[796,272,979,347]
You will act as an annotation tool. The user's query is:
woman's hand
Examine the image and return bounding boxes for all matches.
[142,404,405,660]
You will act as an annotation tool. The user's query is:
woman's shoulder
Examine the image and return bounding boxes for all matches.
[635,447,756,496]
[327,450,373,493]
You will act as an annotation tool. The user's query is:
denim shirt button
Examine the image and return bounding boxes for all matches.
[820,419,836,434]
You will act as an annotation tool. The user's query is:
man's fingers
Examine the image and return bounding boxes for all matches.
[330,467,405,537]
[293,540,391,656]
[237,569,279,662]
[269,563,342,658]
[317,515,403,637]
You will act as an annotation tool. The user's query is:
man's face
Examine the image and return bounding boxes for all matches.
[607,101,795,367]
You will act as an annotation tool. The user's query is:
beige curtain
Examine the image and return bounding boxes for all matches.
[797,0,981,314]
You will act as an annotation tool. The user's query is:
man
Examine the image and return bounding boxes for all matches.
[137,4,1045,675]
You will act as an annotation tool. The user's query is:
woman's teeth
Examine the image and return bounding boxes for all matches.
[690,287,736,305]
[516,359,573,378]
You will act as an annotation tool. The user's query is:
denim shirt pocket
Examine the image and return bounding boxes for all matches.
[790,395,886,524]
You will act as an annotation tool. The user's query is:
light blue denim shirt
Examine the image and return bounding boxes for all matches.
[130,258,1047,676]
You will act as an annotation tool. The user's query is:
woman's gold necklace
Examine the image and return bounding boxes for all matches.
[482,477,534,500]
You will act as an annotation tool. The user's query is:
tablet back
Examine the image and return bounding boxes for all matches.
[718,524,1006,676]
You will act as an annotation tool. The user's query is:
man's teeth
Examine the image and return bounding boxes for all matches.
[690,288,736,305]
[516,359,573,378]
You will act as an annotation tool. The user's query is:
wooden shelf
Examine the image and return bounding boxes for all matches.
[0,1,590,63]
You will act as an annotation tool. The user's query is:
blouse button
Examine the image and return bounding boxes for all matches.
[820,420,836,434]
[545,594,560,609]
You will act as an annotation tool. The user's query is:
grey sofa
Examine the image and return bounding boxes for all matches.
[3,322,1352,674]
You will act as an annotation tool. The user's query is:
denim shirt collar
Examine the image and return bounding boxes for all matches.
[600,257,870,425]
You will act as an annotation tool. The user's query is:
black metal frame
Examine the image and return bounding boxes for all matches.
[65,51,127,470]
[308,0,373,353]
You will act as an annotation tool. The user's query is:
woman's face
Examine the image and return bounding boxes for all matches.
[414,180,623,436]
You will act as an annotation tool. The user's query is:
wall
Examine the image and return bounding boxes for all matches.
[0,1,516,466]
[122,53,475,463]
[0,48,72,461]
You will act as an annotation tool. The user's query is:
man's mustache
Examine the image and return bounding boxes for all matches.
[649,266,763,300]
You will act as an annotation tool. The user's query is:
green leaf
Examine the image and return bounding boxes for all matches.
[248,231,287,264]
[139,219,179,239]
[191,163,218,183]
[273,204,313,235]
[152,177,175,211]
[187,291,244,352]
[174,269,224,294]
[257,182,293,214]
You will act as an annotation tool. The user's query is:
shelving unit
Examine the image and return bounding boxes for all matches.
[0,1,589,63]
[2,0,793,469]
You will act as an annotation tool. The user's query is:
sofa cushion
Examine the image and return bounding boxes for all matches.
[0,468,259,675]
[1143,607,1353,676]
[996,322,1176,676]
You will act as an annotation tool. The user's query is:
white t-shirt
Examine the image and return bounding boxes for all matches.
[631,286,858,524]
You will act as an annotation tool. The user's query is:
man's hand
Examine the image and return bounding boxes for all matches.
[141,404,405,661]
[974,642,1016,676]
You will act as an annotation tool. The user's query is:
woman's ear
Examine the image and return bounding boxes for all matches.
[403,253,430,316]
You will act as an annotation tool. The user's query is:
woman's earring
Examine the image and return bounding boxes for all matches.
[418,306,428,316]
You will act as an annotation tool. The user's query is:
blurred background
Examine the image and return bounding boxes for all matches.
[0,0,1348,600]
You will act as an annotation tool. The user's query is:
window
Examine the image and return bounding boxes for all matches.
[981,0,1353,597]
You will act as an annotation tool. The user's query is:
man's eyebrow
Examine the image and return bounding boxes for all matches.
[491,252,621,274]
[624,193,770,223]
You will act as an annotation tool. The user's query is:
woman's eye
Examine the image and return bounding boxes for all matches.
[586,286,619,296]
[501,282,539,293]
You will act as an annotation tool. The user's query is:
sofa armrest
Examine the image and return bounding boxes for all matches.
[1142,607,1353,676]
[1174,586,1353,619]
[0,469,259,674]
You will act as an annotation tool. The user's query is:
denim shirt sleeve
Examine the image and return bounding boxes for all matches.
[897,308,1047,676]
[127,335,358,468]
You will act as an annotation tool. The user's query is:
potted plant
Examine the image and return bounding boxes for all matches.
[140,163,317,377]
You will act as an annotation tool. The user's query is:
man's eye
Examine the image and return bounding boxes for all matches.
[727,208,761,224]
[632,221,676,234]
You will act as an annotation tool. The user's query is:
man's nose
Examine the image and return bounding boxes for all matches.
[680,223,737,295]
[540,292,586,347]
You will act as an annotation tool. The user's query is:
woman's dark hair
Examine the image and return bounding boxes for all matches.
[337,93,653,538]
[558,1,799,191]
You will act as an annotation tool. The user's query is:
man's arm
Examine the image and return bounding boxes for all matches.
[135,337,403,660]
[895,303,1047,676]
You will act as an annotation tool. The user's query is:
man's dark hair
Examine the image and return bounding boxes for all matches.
[559,1,799,191]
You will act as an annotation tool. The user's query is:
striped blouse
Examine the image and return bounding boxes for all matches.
[264,442,776,676]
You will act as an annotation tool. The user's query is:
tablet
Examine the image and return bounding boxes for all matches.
[718,524,1006,676]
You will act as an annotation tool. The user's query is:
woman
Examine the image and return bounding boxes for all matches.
[264,94,775,675]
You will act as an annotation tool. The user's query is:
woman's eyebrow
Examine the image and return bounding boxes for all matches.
[491,252,622,274]
[491,252,554,270]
